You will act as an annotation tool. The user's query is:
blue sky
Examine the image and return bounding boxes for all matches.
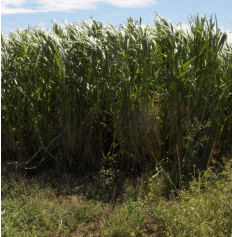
[1,0,232,42]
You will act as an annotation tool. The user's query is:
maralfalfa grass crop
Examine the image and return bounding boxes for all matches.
[1,13,232,184]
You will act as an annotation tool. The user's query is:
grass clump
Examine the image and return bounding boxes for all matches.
[101,201,147,237]
[154,159,232,236]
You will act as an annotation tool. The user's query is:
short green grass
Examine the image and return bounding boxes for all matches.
[1,176,105,237]
[154,159,232,237]
[2,158,232,236]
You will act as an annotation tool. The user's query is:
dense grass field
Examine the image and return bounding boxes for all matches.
[1,13,232,236]
[1,158,232,236]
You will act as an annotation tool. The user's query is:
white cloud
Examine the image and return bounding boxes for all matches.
[1,0,157,14]
[1,6,38,14]
[3,0,26,7]
[105,0,155,8]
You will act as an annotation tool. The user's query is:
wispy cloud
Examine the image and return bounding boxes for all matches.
[1,0,157,15]
[37,22,46,26]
